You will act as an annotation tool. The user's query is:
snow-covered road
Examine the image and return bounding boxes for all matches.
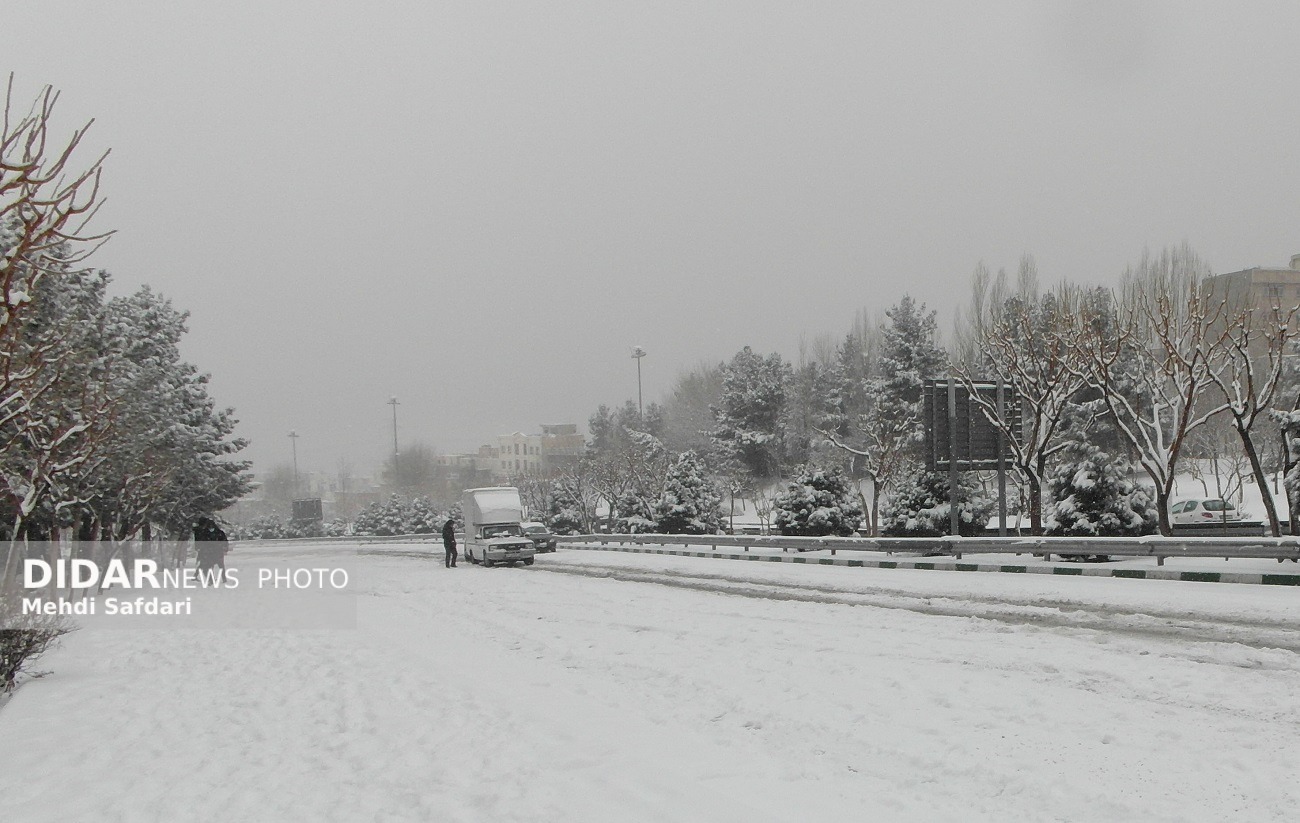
[3,542,1299,822]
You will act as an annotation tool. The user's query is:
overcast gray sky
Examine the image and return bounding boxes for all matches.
[8,1,1300,477]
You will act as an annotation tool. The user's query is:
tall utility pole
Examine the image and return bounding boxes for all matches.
[288,430,300,497]
[631,346,647,420]
[387,396,400,482]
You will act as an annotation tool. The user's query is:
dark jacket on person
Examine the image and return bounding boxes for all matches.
[441,519,457,549]
[194,518,229,566]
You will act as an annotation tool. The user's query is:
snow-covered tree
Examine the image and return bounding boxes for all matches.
[588,400,664,457]
[544,479,586,534]
[782,343,846,469]
[822,296,946,535]
[1043,445,1157,537]
[772,465,864,537]
[711,346,791,480]
[77,287,250,548]
[956,259,1092,534]
[585,429,669,531]
[1202,292,1295,536]
[881,471,993,537]
[1065,247,1233,535]
[653,450,723,534]
[352,494,411,536]
[613,489,656,533]
[407,496,439,533]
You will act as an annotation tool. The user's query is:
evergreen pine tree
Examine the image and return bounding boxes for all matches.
[772,465,864,536]
[881,471,992,537]
[545,482,585,535]
[1044,445,1158,536]
[408,496,439,533]
[653,451,723,534]
[711,346,791,479]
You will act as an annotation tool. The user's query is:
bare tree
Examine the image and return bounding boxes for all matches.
[956,260,1091,534]
[1201,295,1295,535]
[0,78,111,591]
[1,76,111,341]
[1066,247,1232,535]
[819,405,917,537]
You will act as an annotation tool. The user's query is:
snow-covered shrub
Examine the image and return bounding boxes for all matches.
[1044,447,1157,536]
[351,495,442,536]
[881,471,993,537]
[0,598,73,693]
[772,465,863,536]
[284,518,324,539]
[654,451,723,534]
[352,495,409,536]
[321,518,349,537]
[240,514,287,540]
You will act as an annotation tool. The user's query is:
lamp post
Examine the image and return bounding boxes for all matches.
[288,430,300,497]
[630,346,646,420]
[387,396,400,482]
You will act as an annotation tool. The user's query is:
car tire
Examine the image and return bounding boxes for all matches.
[524,558,534,566]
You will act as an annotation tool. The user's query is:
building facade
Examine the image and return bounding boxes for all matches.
[1208,253,1300,313]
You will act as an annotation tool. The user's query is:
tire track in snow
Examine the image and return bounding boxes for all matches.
[534,561,1300,658]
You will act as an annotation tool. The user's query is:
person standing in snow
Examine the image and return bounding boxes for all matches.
[441,517,458,568]
[194,517,230,584]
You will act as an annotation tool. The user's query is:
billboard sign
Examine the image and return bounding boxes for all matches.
[923,379,1018,471]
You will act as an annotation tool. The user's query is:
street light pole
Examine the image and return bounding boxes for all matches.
[631,346,646,420]
[388,396,400,482]
[288,430,300,497]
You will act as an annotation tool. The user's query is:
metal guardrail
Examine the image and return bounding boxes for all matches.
[561,533,1300,564]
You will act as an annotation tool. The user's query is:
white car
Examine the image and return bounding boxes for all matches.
[1170,498,1247,525]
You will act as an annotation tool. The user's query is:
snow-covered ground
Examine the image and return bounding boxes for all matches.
[4,541,1300,822]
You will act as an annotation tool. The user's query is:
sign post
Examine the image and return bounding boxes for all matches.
[997,378,1007,537]
[948,376,959,537]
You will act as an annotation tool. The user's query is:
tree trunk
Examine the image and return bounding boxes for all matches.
[1156,486,1173,536]
[1028,475,1043,536]
[1284,428,1300,537]
[1235,422,1280,536]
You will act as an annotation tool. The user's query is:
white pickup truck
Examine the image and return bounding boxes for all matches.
[462,487,536,568]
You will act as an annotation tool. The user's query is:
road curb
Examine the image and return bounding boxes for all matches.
[562,544,1300,586]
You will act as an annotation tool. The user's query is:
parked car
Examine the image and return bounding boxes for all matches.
[521,521,556,552]
[1171,498,1247,525]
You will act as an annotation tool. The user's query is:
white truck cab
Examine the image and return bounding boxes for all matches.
[462,487,536,567]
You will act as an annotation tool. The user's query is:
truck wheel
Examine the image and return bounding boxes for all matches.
[483,556,494,568]
[524,558,534,566]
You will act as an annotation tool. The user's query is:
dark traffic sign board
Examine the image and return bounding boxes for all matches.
[923,379,1018,470]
